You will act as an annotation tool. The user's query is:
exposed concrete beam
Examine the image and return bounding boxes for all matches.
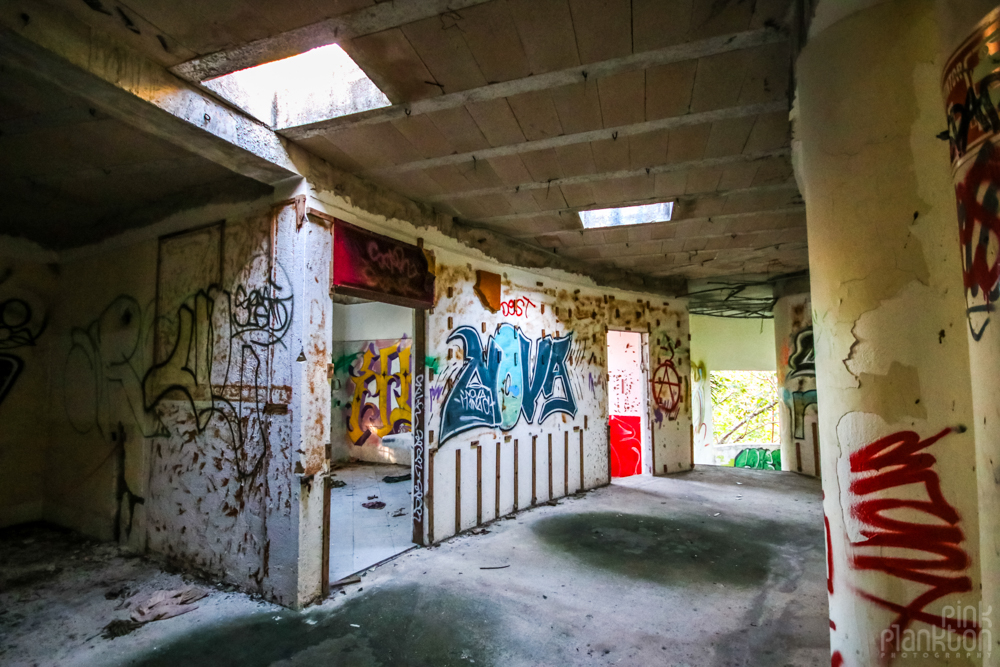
[281,28,788,138]
[0,3,298,184]
[371,100,788,176]
[515,206,806,240]
[478,181,800,227]
[0,105,110,136]
[170,0,497,83]
[430,151,794,204]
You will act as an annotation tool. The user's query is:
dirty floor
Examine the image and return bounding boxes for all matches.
[0,467,828,667]
[328,462,414,583]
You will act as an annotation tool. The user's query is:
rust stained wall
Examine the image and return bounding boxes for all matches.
[424,251,691,543]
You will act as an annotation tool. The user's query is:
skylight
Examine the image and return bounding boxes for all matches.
[203,44,390,129]
[579,202,674,229]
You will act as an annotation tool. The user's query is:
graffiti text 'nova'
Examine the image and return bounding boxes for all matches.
[440,323,576,443]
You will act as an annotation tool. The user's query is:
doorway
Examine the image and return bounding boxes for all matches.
[328,298,416,583]
[607,330,651,478]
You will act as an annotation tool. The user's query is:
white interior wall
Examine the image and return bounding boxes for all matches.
[331,301,412,341]
[689,315,776,371]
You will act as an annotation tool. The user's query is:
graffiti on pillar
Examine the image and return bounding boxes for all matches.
[787,327,815,378]
[944,15,1000,340]
[439,323,576,443]
[345,339,412,447]
[789,389,817,440]
[0,296,47,408]
[412,371,425,527]
[954,142,1000,340]
[848,428,978,640]
[733,447,781,470]
[651,336,682,421]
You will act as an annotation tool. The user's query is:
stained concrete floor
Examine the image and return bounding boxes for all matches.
[0,467,828,667]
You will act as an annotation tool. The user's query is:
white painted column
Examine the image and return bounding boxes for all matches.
[772,293,816,476]
[797,1,982,664]
[939,5,1000,664]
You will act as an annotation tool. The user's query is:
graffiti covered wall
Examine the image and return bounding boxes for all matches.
[0,262,51,528]
[331,336,412,463]
[773,294,818,476]
[424,256,690,543]
[44,203,313,605]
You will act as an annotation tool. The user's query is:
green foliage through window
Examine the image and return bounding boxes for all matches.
[710,371,778,444]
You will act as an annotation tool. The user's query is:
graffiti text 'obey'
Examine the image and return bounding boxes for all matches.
[440,324,577,443]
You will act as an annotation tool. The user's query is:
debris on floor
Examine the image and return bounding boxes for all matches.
[101,619,143,640]
[382,473,411,483]
[331,574,362,588]
[330,479,347,489]
[391,508,407,517]
[470,528,490,535]
[362,501,386,509]
[130,585,208,623]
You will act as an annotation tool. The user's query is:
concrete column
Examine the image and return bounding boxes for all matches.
[940,5,1000,664]
[796,1,982,664]
[772,293,817,476]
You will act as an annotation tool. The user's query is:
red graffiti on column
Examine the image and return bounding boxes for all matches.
[956,142,1000,339]
[825,514,834,595]
[831,651,845,667]
[849,428,978,638]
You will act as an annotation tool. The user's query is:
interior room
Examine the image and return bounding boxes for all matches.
[1,1,996,666]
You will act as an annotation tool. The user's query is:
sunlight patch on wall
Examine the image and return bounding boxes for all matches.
[202,44,390,129]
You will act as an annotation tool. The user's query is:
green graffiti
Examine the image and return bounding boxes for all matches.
[425,355,441,375]
[733,448,781,471]
[331,352,360,376]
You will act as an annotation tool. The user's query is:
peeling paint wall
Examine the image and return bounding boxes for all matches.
[796,1,981,663]
[772,294,818,476]
[419,253,690,543]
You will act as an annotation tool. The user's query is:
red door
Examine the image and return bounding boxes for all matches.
[610,414,642,477]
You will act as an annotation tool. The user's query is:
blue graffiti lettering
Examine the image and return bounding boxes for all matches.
[440,323,577,443]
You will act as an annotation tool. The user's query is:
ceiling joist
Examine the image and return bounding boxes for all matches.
[427,147,791,205]
[281,28,788,139]
[368,100,788,176]
[170,0,497,83]
[473,180,800,225]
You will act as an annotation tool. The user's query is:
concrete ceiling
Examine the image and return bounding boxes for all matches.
[0,53,272,249]
[5,0,806,282]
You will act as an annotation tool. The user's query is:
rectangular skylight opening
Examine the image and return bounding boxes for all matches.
[202,44,390,129]
[579,202,674,229]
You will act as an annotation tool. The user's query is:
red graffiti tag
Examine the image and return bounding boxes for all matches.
[825,515,834,595]
[500,297,537,317]
[849,428,978,639]
[956,142,1000,339]
[651,338,682,420]
[831,651,845,667]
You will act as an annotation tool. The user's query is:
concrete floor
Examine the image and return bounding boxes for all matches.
[329,462,415,583]
[0,467,828,667]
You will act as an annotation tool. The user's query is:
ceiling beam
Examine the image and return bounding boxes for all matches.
[430,148,792,212]
[526,206,806,240]
[0,4,298,185]
[170,0,497,83]
[475,181,800,227]
[281,28,788,139]
[0,105,111,136]
[370,100,788,176]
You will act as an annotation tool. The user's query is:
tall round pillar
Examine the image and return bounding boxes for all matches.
[941,5,1000,665]
[772,292,817,476]
[797,1,982,664]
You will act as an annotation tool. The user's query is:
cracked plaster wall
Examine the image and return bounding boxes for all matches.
[796,0,980,664]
